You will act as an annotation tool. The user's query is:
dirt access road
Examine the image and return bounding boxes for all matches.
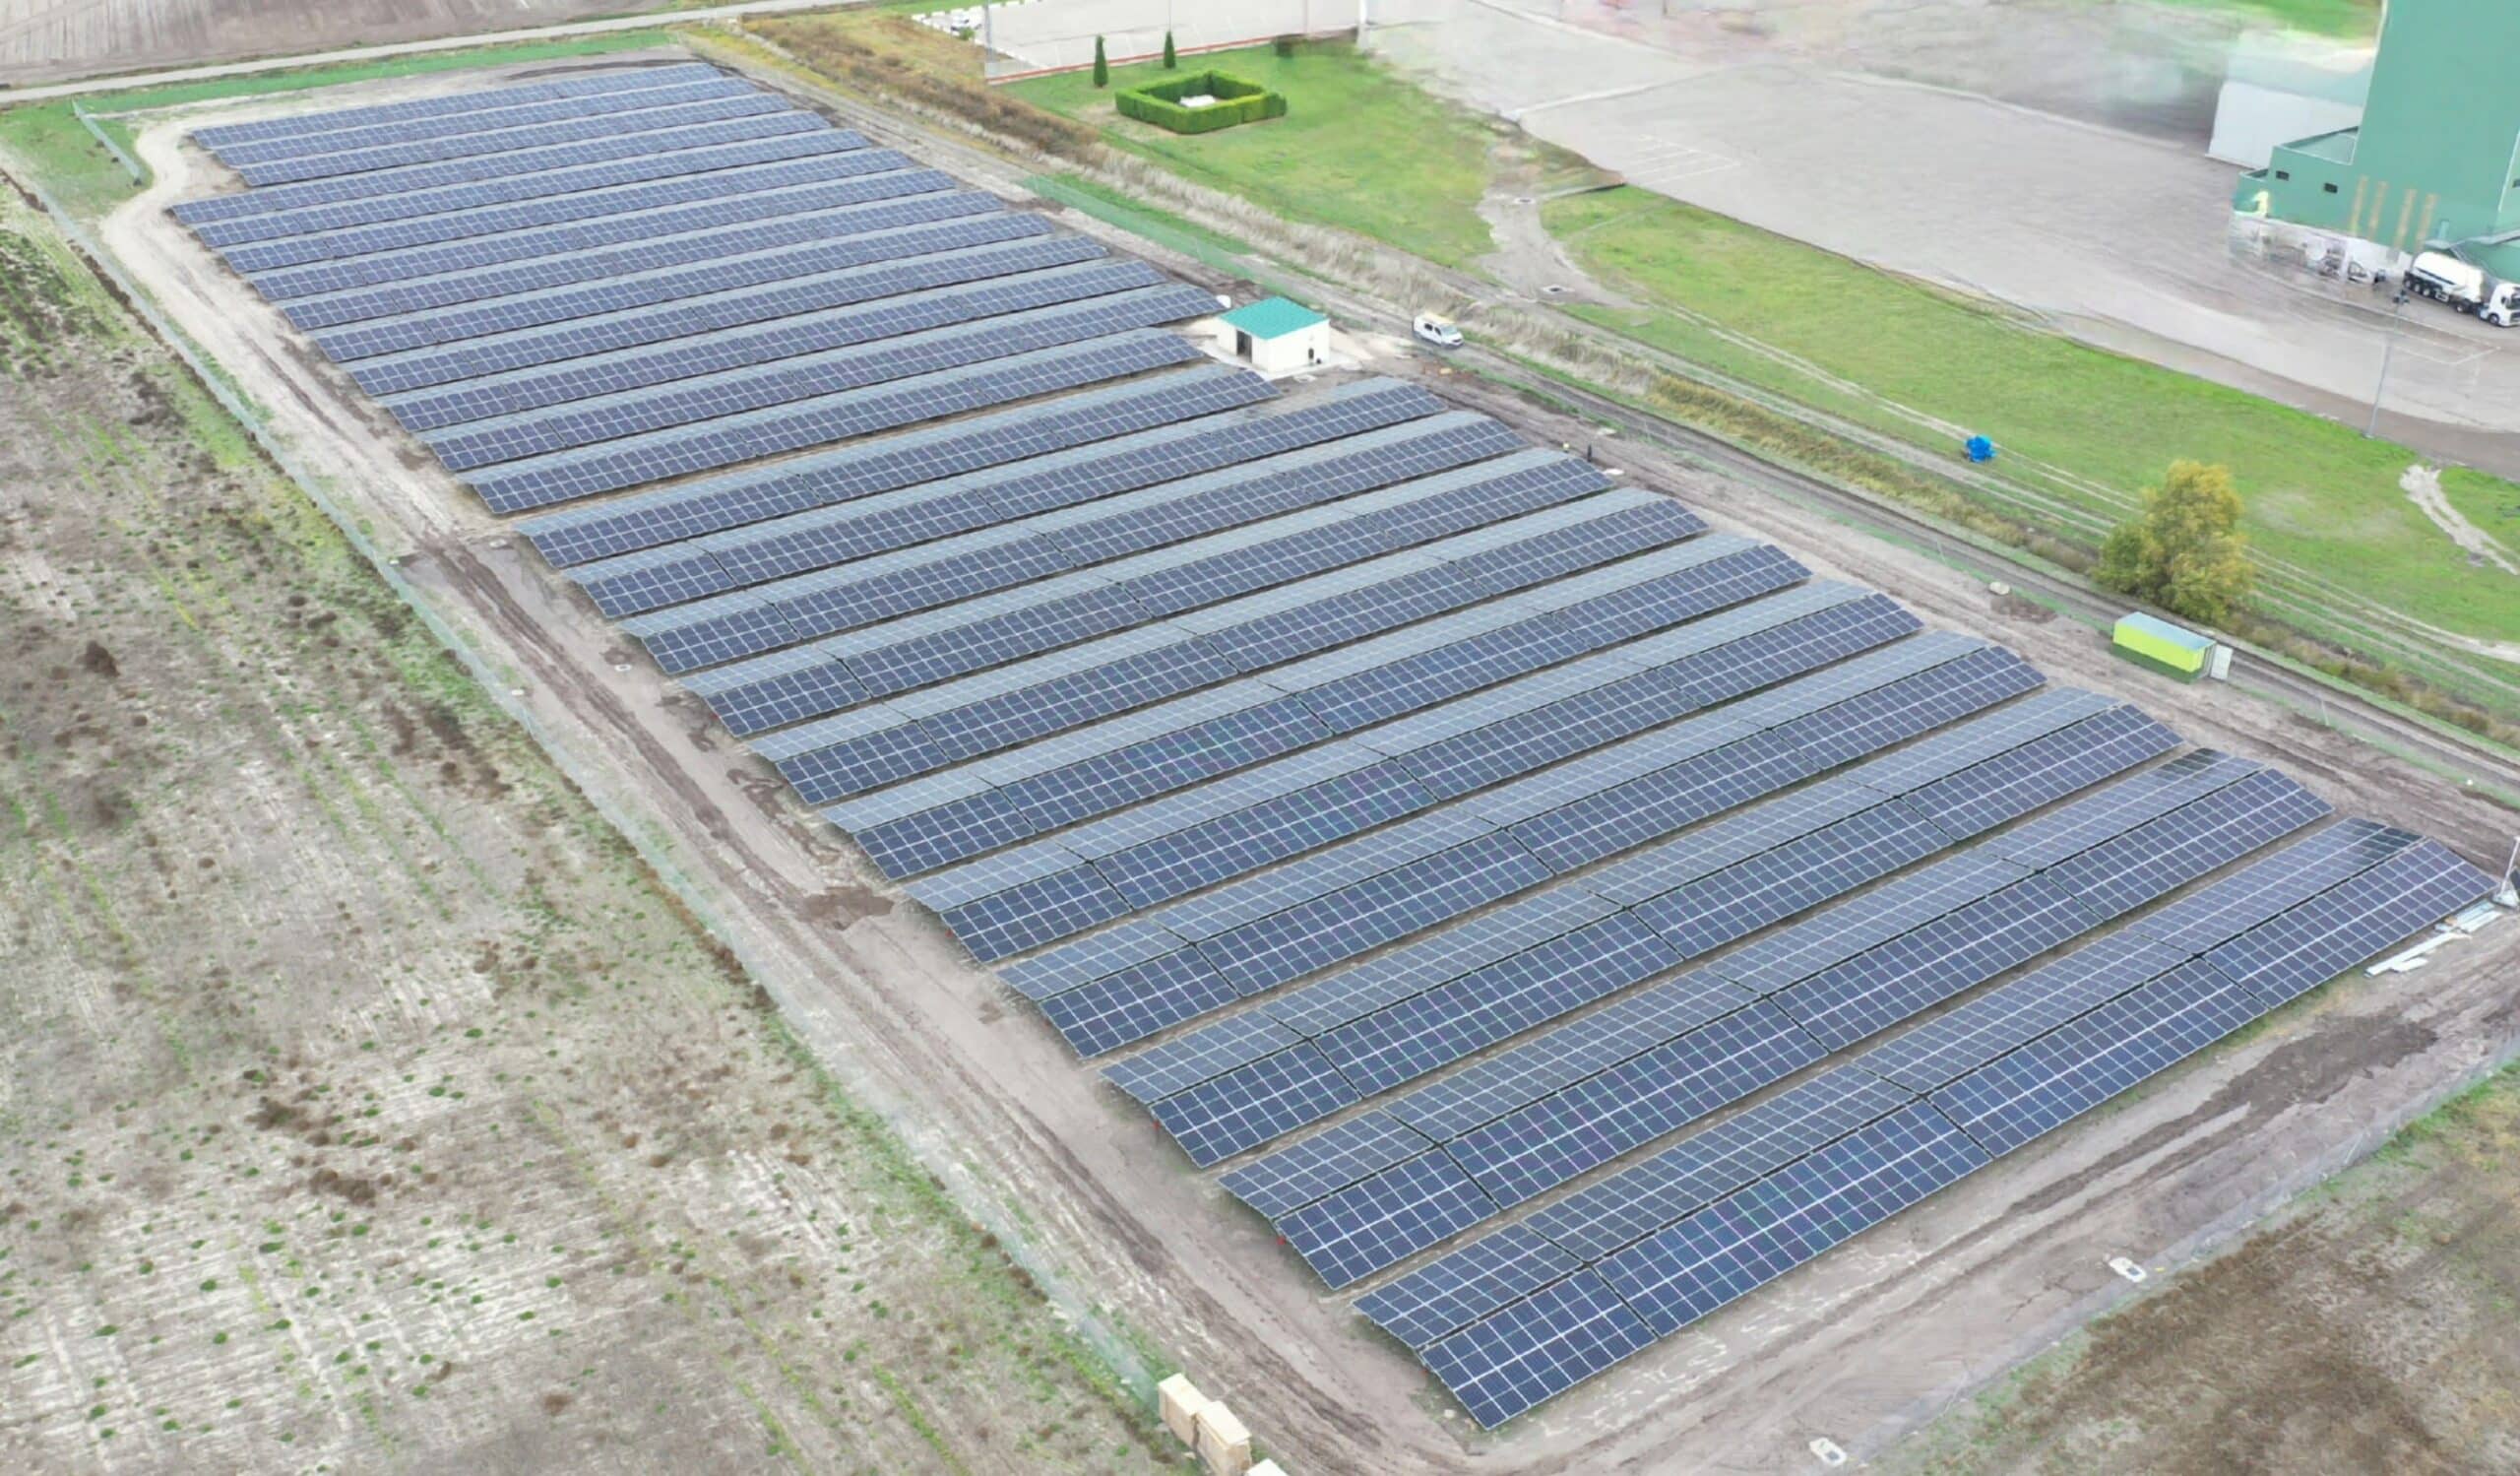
[0,194,1166,1473]
[83,47,2520,1472]
[0,0,858,93]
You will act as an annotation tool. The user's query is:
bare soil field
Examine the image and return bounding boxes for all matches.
[1887,1070,2520,1474]
[0,0,628,87]
[0,193,1167,1474]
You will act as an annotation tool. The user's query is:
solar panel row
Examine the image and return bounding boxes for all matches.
[1125,694,2165,1163]
[282,189,1006,330]
[214,76,760,171]
[355,234,1112,395]
[1221,752,2318,1287]
[315,207,1049,357]
[760,496,1726,813]
[994,636,2036,1055]
[623,417,1524,688]
[468,329,1207,510]
[230,91,802,189]
[415,280,1214,465]
[189,114,863,239]
[194,62,724,153]
[215,134,890,271]
[251,163,963,297]
[1367,824,2489,1426]
[910,589,1913,966]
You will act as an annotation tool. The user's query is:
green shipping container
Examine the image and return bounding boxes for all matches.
[2113,611,2213,681]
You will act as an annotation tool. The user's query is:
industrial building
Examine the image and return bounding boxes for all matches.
[2234,0,2520,278]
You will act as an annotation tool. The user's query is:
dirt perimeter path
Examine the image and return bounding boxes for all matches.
[83,54,2520,1472]
[0,0,854,96]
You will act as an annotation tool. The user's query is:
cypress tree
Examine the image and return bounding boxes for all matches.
[1163,31,1177,68]
[1093,36,1109,87]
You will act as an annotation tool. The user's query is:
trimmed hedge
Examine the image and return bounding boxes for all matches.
[1115,68,1287,134]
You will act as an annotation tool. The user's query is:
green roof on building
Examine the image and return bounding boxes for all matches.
[1219,296,1326,339]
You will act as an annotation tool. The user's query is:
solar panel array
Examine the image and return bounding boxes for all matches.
[180,64,2500,1434]
[181,66,1216,505]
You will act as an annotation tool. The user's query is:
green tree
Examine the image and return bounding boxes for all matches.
[1163,31,1178,68]
[1093,36,1109,87]
[2095,460,2255,625]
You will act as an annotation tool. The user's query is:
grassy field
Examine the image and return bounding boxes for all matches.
[1007,40,1502,268]
[0,30,675,217]
[1545,188,2520,652]
[2133,0,2380,39]
[0,191,1166,1472]
[1887,1059,2520,1473]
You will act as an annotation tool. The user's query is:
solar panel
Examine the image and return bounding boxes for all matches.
[1627,801,1955,961]
[254,166,967,301]
[517,366,1272,564]
[684,646,866,736]
[1445,1001,1826,1213]
[1276,1151,1501,1288]
[285,191,1008,329]
[1418,1272,1657,1430]
[1894,704,2179,839]
[2040,769,2330,923]
[1216,1112,1438,1220]
[1984,750,2263,870]
[1263,886,1622,1040]
[2130,819,2415,952]
[1191,831,1558,1000]
[998,916,1191,1001]
[1102,1009,1307,1105]
[1855,931,2194,1092]
[194,63,724,152]
[1037,948,1247,1059]
[2202,839,2491,1008]
[1596,1100,1990,1336]
[1770,873,2100,1051]
[469,330,1206,511]
[320,210,1054,359]
[366,235,1114,397]
[1381,969,1759,1145]
[213,75,757,169]
[1715,851,2032,996]
[407,273,1196,461]
[231,93,802,188]
[1522,1065,1915,1262]
[1316,912,1686,1099]
[578,386,1438,616]
[1146,1044,1363,1168]
[191,118,865,242]
[218,148,928,274]
[1506,650,2043,874]
[1354,1224,1584,1353]
[1926,962,2263,1156]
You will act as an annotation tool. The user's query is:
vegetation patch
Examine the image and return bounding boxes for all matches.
[1543,189,2520,663]
[1114,69,1286,135]
[1012,40,1499,267]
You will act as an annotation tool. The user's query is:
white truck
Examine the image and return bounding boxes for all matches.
[2405,251,2520,327]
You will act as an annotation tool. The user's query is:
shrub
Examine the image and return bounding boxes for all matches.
[1114,68,1287,134]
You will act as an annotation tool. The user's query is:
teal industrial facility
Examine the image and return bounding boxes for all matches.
[2235,0,2520,279]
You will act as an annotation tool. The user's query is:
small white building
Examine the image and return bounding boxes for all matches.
[1215,296,1330,376]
